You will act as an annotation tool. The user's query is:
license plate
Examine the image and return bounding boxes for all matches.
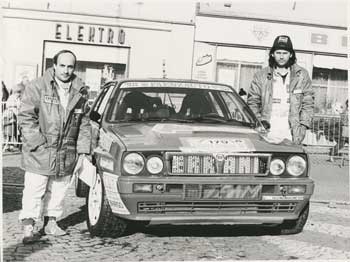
[202,184,261,200]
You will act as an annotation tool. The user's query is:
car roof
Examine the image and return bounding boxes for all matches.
[107,78,234,88]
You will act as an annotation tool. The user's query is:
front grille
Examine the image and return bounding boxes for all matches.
[138,202,297,214]
[166,153,270,176]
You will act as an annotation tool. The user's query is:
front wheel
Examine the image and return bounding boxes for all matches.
[277,202,310,235]
[86,172,128,237]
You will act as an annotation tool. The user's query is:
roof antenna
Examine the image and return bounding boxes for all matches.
[162,59,167,79]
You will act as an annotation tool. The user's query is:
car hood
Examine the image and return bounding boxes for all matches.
[108,123,303,153]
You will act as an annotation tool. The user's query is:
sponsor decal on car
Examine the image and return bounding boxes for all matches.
[262,195,304,201]
[120,81,232,92]
[103,172,130,215]
[152,124,257,135]
[99,129,114,152]
[179,137,256,153]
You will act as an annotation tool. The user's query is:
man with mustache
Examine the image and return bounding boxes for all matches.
[18,50,91,244]
[247,35,314,144]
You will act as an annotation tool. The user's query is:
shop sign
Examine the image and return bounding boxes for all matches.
[192,42,216,81]
[342,36,347,47]
[55,23,126,45]
[311,33,327,45]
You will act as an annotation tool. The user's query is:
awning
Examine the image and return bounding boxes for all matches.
[313,55,348,70]
[216,46,266,64]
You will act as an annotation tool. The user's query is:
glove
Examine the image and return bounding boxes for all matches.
[74,154,85,176]
[293,124,307,145]
[261,120,271,130]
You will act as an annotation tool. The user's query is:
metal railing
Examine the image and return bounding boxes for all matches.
[2,102,22,152]
[302,113,349,159]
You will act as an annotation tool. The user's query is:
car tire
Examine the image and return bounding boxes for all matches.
[75,176,89,198]
[277,202,310,235]
[86,172,128,237]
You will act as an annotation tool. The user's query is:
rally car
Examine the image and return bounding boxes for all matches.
[76,79,314,237]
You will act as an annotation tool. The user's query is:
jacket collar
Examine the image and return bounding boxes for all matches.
[267,63,302,80]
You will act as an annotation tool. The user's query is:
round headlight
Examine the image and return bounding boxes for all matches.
[287,156,306,176]
[146,156,164,174]
[270,159,285,176]
[123,153,144,175]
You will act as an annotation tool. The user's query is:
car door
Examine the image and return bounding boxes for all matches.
[89,83,116,152]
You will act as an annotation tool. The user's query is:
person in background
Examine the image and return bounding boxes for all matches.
[2,81,9,103]
[341,99,349,147]
[247,35,314,144]
[18,50,92,244]
[15,75,29,94]
[3,83,24,151]
[238,88,247,102]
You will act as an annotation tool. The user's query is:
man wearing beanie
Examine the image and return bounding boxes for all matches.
[247,35,314,144]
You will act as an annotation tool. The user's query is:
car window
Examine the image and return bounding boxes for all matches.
[107,86,256,127]
[97,86,114,116]
[208,92,225,117]
[90,84,115,122]
[221,92,255,123]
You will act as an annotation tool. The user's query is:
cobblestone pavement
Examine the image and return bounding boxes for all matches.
[3,166,350,261]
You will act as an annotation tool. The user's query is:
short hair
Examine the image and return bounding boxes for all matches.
[53,50,77,67]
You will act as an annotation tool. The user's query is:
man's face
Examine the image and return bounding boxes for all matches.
[272,50,292,68]
[54,53,75,82]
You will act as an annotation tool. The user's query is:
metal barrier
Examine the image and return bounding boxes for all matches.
[303,113,349,160]
[2,102,22,152]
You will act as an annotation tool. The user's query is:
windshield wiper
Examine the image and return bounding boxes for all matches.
[115,118,142,123]
[189,113,228,123]
[115,117,194,123]
[144,117,195,123]
[226,119,255,127]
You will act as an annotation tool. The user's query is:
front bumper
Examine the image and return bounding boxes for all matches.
[107,175,314,225]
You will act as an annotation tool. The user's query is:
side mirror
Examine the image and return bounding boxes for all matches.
[90,111,101,122]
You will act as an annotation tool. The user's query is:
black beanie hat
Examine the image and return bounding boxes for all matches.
[270,35,294,53]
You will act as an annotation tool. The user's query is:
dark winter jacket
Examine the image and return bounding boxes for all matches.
[18,68,91,176]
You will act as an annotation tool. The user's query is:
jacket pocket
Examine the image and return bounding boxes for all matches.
[27,144,54,171]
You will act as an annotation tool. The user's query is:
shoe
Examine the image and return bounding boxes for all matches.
[44,220,67,236]
[22,224,40,244]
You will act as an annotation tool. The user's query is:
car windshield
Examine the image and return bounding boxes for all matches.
[108,82,257,127]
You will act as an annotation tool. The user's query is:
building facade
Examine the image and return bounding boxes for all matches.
[1,1,196,99]
[192,2,348,114]
[1,1,348,114]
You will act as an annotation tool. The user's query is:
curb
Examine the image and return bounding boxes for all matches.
[311,199,350,206]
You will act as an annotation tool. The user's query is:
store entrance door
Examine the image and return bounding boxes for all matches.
[42,40,130,99]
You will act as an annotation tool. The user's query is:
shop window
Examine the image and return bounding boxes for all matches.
[45,59,126,100]
[216,62,262,93]
[312,67,348,114]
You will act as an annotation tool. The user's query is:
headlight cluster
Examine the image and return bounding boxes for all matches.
[123,153,164,175]
[269,155,306,177]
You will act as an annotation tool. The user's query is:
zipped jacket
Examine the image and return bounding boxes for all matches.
[18,68,91,177]
[247,64,314,144]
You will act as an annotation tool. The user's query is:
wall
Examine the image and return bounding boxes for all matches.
[2,7,195,90]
